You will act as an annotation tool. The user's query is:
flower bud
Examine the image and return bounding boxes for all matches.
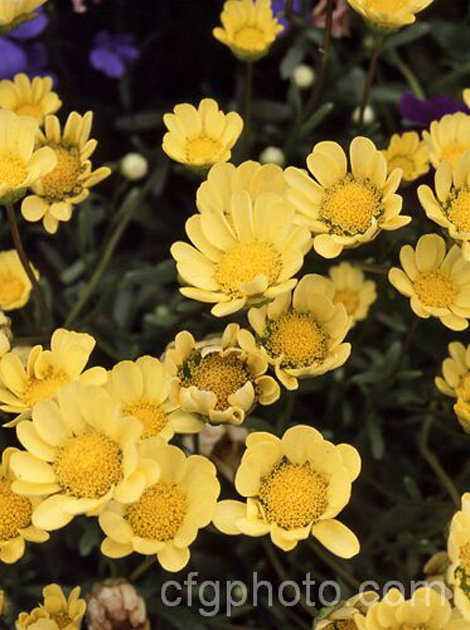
[352,105,375,125]
[259,146,285,166]
[293,64,315,89]
[120,153,148,181]
[87,580,150,630]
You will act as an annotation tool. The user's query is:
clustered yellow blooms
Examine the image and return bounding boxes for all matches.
[436,342,470,432]
[315,592,379,630]
[0,249,38,311]
[447,493,470,620]
[346,0,433,32]
[0,74,61,123]
[0,310,10,357]
[328,262,377,325]
[423,113,470,169]
[382,131,430,182]
[15,584,86,630]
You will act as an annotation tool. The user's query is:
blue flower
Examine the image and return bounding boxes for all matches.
[89,31,140,79]
[400,91,469,127]
[271,0,302,31]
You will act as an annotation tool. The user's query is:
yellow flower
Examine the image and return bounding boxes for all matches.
[21,111,111,234]
[213,0,283,61]
[382,131,429,182]
[165,323,280,425]
[162,99,243,172]
[0,328,107,422]
[107,356,204,441]
[0,0,47,34]
[418,150,470,260]
[455,383,470,434]
[285,137,409,258]
[448,493,470,620]
[0,448,49,564]
[0,74,61,123]
[346,0,433,31]
[213,425,361,554]
[315,592,379,630]
[435,342,469,402]
[464,89,470,109]
[99,440,220,572]
[329,262,377,325]
[356,587,455,630]
[248,274,351,390]
[0,590,5,616]
[0,109,56,204]
[389,234,470,331]
[0,249,39,311]
[423,113,470,169]
[171,190,311,317]
[10,381,157,531]
[15,584,86,630]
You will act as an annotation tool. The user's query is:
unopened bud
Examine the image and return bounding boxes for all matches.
[259,146,285,166]
[120,153,148,181]
[293,64,315,89]
[352,105,375,125]
[87,580,150,630]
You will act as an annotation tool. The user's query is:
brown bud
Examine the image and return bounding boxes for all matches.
[86,580,150,630]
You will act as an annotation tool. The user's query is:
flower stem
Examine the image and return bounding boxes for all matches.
[242,60,254,158]
[307,539,361,590]
[389,314,419,380]
[4,203,50,333]
[358,33,384,127]
[129,556,156,582]
[387,49,425,99]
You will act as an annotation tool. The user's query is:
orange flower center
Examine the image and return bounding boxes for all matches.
[41,145,83,202]
[0,274,26,308]
[448,188,470,233]
[185,136,222,165]
[122,401,168,439]
[0,151,27,188]
[413,270,457,308]
[264,311,328,368]
[216,242,281,297]
[0,480,32,540]
[23,370,70,407]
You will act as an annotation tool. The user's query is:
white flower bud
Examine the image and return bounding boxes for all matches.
[120,153,148,180]
[352,105,375,126]
[259,146,285,166]
[293,64,315,89]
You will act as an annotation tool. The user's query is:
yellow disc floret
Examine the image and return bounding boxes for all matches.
[0,275,25,305]
[23,371,70,408]
[216,242,282,296]
[0,152,27,188]
[41,145,83,202]
[448,189,470,232]
[413,270,457,308]
[0,480,32,540]
[186,137,222,164]
[122,401,168,439]
[441,142,467,168]
[334,290,360,315]
[264,311,328,368]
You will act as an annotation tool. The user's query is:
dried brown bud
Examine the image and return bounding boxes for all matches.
[87,580,150,630]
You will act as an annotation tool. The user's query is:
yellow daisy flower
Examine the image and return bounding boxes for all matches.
[171,191,311,317]
[435,342,470,423]
[15,584,86,630]
[10,381,157,531]
[213,0,283,61]
[285,137,409,259]
[21,111,111,234]
[0,249,38,311]
[213,425,361,555]
[162,98,243,172]
[0,328,107,422]
[0,74,61,123]
[346,0,433,31]
[0,447,49,564]
[423,113,470,169]
[99,440,220,572]
[0,109,56,204]
[448,493,470,620]
[418,150,470,260]
[165,323,280,425]
[455,383,470,434]
[0,0,47,34]
[248,274,351,390]
[329,262,377,325]
[389,234,470,331]
[464,89,470,109]
[107,356,204,441]
[315,592,379,630]
[382,131,430,182]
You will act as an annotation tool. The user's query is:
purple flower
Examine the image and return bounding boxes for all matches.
[400,91,469,127]
[9,9,48,40]
[271,0,302,30]
[89,31,139,79]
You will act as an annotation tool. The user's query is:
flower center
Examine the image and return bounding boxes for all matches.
[320,176,382,236]
[334,622,357,630]
[441,142,467,168]
[258,459,328,530]
[23,370,70,407]
[50,612,73,629]
[460,542,470,575]
[400,626,428,630]
[14,103,43,121]
[334,290,360,315]
[185,136,222,164]
[0,480,32,540]
[447,188,470,232]
[0,151,27,188]
[54,433,123,499]
[413,270,457,308]
[122,401,168,439]
[179,351,252,411]
[41,145,83,202]
[387,155,416,180]
[216,242,281,296]
[125,482,187,541]
[0,274,25,307]
[264,311,328,368]
[234,26,265,50]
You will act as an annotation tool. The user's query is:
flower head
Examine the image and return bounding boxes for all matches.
[0,0,47,34]
[89,31,139,79]
[418,151,470,260]
[0,310,11,357]
[162,98,243,172]
[107,356,203,441]
[400,91,469,127]
[248,274,351,390]
[86,581,149,630]
[15,584,86,630]
[389,234,470,331]
[423,112,470,169]
[329,262,377,325]
[165,323,280,425]
[448,493,470,620]
[0,328,107,421]
[285,137,409,258]
[382,131,429,182]
[213,425,361,554]
[315,592,379,630]
[0,249,38,311]
[0,73,60,122]
[21,111,111,233]
[99,441,220,572]
[346,0,433,32]
[213,0,283,61]
[436,342,470,433]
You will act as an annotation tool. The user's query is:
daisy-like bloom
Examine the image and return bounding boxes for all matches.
[162,99,243,172]
[99,440,220,572]
[418,151,470,260]
[435,342,470,432]
[388,234,470,331]
[15,584,86,630]
[285,137,409,259]
[423,113,470,169]
[21,111,111,234]
[213,425,361,554]
[0,249,38,311]
[315,592,379,630]
[165,323,280,425]
[382,131,430,182]
[248,274,351,390]
[455,382,470,434]
[0,109,56,204]
[213,0,283,61]
[10,381,157,531]
[107,356,204,442]
[0,448,49,564]
[171,192,311,317]
[328,262,377,326]
[0,74,61,123]
[345,0,433,32]
[0,0,47,34]
[465,90,470,110]
[448,493,470,620]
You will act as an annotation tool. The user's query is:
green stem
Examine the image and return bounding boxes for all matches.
[242,60,254,158]
[307,540,361,590]
[387,49,425,99]
[129,556,156,582]
[388,314,419,380]
[358,33,384,127]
